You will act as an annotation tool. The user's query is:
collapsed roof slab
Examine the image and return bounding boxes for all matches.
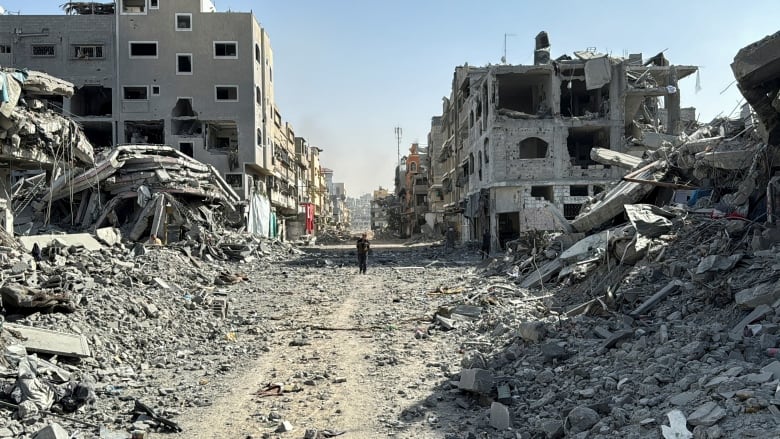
[732,31,780,145]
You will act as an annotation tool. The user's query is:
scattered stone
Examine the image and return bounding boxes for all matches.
[489,402,512,430]
[565,406,600,433]
[458,368,493,394]
[687,402,726,427]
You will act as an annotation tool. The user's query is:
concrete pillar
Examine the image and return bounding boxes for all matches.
[666,66,681,135]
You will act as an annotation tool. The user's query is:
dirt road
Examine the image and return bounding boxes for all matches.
[170,245,478,438]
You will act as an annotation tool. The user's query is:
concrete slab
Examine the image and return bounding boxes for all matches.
[5,323,91,358]
[19,233,102,252]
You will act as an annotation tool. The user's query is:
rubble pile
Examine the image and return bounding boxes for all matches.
[20,144,241,242]
[314,227,355,245]
[408,31,780,438]
[0,234,299,437]
[422,212,780,437]
[0,68,94,166]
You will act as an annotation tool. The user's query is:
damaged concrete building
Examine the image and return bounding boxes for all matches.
[0,0,331,239]
[429,32,697,249]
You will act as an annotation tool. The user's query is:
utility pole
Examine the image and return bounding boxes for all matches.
[502,33,516,64]
[394,126,402,166]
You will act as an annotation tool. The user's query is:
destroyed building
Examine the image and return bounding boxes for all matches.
[429,32,697,249]
[0,0,333,240]
[399,143,429,236]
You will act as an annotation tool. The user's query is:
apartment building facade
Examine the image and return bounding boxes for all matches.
[0,0,324,239]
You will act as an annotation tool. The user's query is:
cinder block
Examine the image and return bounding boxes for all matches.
[458,368,493,394]
[490,402,512,430]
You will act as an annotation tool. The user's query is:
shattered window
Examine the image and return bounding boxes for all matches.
[32,45,55,57]
[179,142,194,158]
[130,42,157,58]
[215,86,238,101]
[177,54,193,74]
[123,86,148,100]
[214,42,237,58]
[73,45,104,59]
[225,174,243,189]
[176,14,192,31]
[121,0,145,13]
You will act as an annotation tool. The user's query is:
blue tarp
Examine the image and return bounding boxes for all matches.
[0,69,28,104]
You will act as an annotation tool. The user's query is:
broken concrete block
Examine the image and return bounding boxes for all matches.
[95,227,122,246]
[275,420,293,433]
[687,402,726,427]
[565,405,600,433]
[458,368,493,394]
[735,282,780,309]
[518,321,546,342]
[729,304,772,341]
[31,423,69,439]
[761,361,780,380]
[19,233,103,252]
[5,323,91,358]
[490,402,512,430]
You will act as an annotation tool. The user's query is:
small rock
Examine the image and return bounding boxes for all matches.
[688,402,726,427]
[275,420,293,433]
[565,406,600,433]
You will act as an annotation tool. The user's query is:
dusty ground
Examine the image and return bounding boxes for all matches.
[169,242,480,439]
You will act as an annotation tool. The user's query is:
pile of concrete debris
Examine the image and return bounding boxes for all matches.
[23,144,241,243]
[0,68,94,166]
[1,67,242,243]
[430,30,780,437]
[0,228,300,437]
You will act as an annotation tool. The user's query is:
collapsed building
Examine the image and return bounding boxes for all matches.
[0,67,241,242]
[427,32,697,249]
[0,69,94,231]
[0,0,335,241]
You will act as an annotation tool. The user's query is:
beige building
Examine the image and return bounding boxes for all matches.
[0,0,325,239]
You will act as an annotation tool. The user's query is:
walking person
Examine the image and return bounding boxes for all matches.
[445,226,456,251]
[356,232,370,274]
[481,229,491,260]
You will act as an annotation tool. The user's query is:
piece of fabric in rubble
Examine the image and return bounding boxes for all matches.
[0,69,28,104]
[248,193,270,238]
[55,376,97,412]
[14,355,55,411]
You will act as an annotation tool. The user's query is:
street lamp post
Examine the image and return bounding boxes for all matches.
[394,126,402,166]
[502,33,516,64]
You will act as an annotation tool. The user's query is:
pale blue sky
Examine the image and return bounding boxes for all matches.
[1,1,777,195]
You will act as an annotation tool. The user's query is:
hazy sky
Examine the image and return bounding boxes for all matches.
[1,1,777,196]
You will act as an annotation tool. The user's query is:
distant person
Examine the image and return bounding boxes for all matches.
[31,242,42,262]
[356,232,370,274]
[445,226,456,250]
[149,234,162,245]
[481,230,491,260]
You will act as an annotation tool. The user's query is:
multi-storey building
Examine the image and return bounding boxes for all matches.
[371,186,391,231]
[402,143,428,236]
[430,34,696,249]
[0,0,319,239]
[425,116,446,234]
